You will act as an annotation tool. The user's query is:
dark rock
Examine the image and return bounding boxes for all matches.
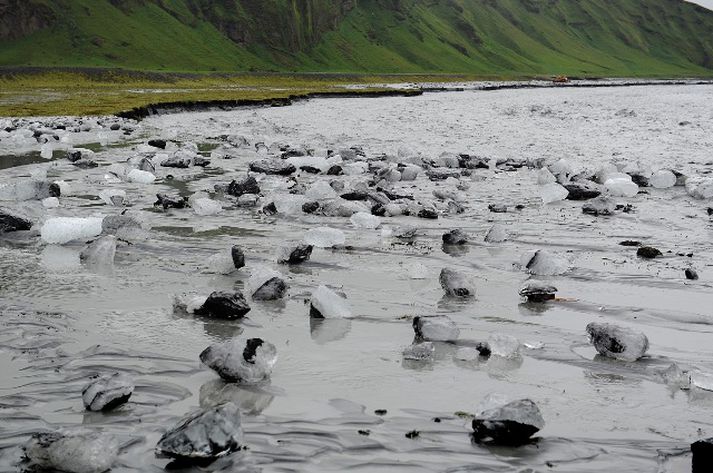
[405,430,420,439]
[374,409,387,416]
[426,168,461,181]
[458,154,489,169]
[231,246,245,270]
[496,158,527,171]
[155,402,243,463]
[685,268,699,280]
[439,268,475,298]
[161,156,192,168]
[629,173,649,187]
[707,207,713,216]
[488,204,508,213]
[194,156,211,167]
[302,201,320,214]
[692,438,713,473]
[262,202,277,216]
[110,123,121,131]
[66,149,83,162]
[48,182,61,198]
[442,229,468,245]
[326,165,344,176]
[519,283,557,303]
[418,208,439,219]
[637,246,662,259]
[228,176,260,197]
[155,193,188,210]
[300,166,321,174]
[148,139,167,149]
[0,209,32,233]
[72,158,99,169]
[195,291,251,320]
[471,399,544,446]
[341,191,369,201]
[253,277,288,301]
[619,240,641,247]
[249,159,296,175]
[278,244,313,265]
[564,183,601,200]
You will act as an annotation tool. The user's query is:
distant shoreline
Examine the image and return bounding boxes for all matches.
[1,69,711,118]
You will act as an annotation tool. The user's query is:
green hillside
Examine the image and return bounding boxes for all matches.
[1,0,713,76]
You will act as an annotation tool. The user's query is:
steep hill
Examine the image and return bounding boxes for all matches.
[1,0,713,76]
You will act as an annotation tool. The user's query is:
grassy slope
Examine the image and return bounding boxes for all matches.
[0,0,712,76]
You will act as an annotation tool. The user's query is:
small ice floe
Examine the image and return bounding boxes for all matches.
[310,285,351,318]
[248,267,288,301]
[484,224,508,243]
[521,250,569,276]
[24,431,119,473]
[471,396,545,446]
[304,227,345,248]
[518,282,557,303]
[155,402,244,463]
[412,315,460,342]
[582,196,615,216]
[98,189,127,206]
[586,322,649,361]
[439,268,476,298]
[402,341,435,361]
[277,244,313,264]
[442,229,468,245]
[126,169,156,184]
[350,211,381,229]
[193,291,251,320]
[605,176,639,197]
[305,180,337,200]
[80,235,117,268]
[200,338,277,384]
[40,217,104,245]
[189,193,222,216]
[539,183,569,204]
[686,177,713,200]
[649,170,676,189]
[82,373,134,411]
[488,334,522,359]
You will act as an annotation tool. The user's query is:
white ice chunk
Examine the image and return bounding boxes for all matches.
[350,211,381,229]
[41,217,104,245]
[488,334,522,359]
[304,227,345,247]
[126,169,156,184]
[540,183,569,204]
[305,180,338,200]
[605,177,638,197]
[649,170,676,189]
[310,285,351,318]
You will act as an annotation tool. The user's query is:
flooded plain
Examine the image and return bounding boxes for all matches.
[1,84,713,472]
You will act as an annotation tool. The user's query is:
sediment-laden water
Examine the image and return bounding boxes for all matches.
[1,84,712,472]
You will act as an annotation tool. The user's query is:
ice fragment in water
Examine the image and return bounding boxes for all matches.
[200,338,277,384]
[412,315,460,342]
[585,322,649,361]
[41,217,104,244]
[173,293,210,314]
[655,363,691,390]
[439,268,476,297]
[350,211,381,229]
[155,402,244,462]
[605,177,638,197]
[488,334,522,358]
[522,250,568,276]
[98,189,127,206]
[273,194,308,215]
[402,342,435,361]
[649,170,676,189]
[126,169,156,184]
[685,177,713,199]
[472,397,544,446]
[80,235,117,267]
[248,266,288,300]
[42,197,60,208]
[455,347,480,361]
[484,224,508,243]
[540,183,569,204]
[304,227,345,248]
[691,372,713,392]
[205,250,239,275]
[82,373,134,411]
[192,198,222,216]
[305,180,338,200]
[276,244,313,264]
[537,168,556,185]
[24,431,119,473]
[310,285,351,318]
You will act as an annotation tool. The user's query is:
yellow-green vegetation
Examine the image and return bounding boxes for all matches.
[0,70,487,117]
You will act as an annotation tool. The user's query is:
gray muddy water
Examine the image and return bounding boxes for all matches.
[1,84,713,472]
